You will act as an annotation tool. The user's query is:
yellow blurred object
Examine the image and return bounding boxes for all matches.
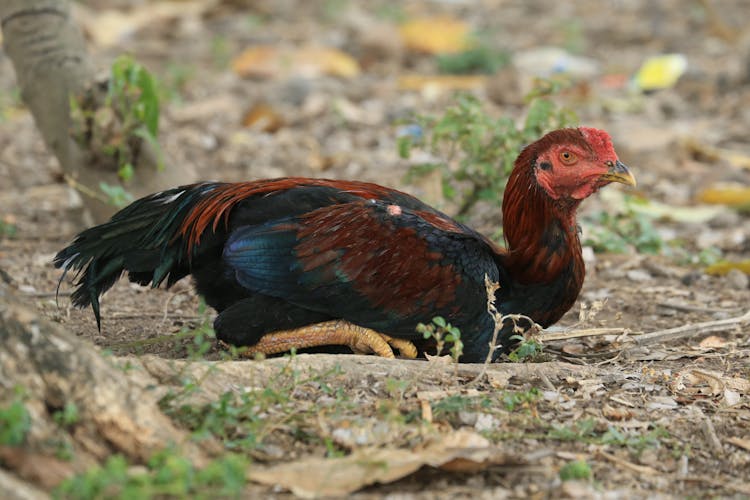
[683,138,750,170]
[705,260,750,276]
[399,17,472,54]
[633,54,687,91]
[698,184,750,206]
[232,46,360,79]
[398,74,487,92]
[241,102,284,133]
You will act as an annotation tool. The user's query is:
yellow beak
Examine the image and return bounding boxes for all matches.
[601,160,636,187]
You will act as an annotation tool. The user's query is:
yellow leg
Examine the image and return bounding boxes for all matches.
[238,320,418,359]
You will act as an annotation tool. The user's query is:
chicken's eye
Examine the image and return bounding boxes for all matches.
[559,151,577,165]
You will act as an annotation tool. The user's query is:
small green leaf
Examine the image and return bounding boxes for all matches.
[559,459,592,481]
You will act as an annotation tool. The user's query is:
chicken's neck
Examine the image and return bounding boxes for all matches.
[500,168,584,287]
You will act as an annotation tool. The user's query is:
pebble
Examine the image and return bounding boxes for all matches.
[626,269,652,282]
[681,270,705,286]
[725,268,749,290]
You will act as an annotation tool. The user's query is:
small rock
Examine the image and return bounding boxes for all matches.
[708,209,741,229]
[725,268,749,290]
[458,411,478,426]
[681,270,705,286]
[474,413,497,432]
[513,47,599,80]
[485,66,523,105]
[581,246,596,265]
[626,269,652,282]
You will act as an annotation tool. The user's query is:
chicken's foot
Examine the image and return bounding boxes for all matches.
[237,320,418,359]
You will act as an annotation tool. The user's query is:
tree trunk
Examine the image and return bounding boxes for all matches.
[0,0,192,224]
[0,277,207,491]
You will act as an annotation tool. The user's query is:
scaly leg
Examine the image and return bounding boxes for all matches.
[237,320,418,359]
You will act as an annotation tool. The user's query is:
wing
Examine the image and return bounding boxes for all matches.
[223,199,499,338]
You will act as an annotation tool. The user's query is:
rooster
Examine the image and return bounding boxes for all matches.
[55,127,635,362]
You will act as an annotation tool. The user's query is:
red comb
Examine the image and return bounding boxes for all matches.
[579,127,616,158]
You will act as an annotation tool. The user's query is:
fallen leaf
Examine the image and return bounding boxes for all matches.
[698,336,727,349]
[398,74,487,93]
[723,389,741,406]
[248,429,523,498]
[241,102,284,133]
[599,189,724,224]
[0,446,75,489]
[704,260,750,276]
[633,54,687,91]
[74,1,211,48]
[399,17,472,54]
[698,184,750,206]
[684,138,750,170]
[232,46,360,79]
[602,404,633,421]
[726,437,750,452]
[423,353,454,365]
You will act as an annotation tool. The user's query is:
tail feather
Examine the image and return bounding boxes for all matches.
[54,183,222,329]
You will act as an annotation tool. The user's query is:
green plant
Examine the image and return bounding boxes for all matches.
[548,420,669,457]
[69,55,163,206]
[53,401,80,428]
[106,55,163,178]
[436,44,509,75]
[211,36,232,69]
[501,388,541,411]
[601,425,669,456]
[0,218,18,238]
[399,85,577,217]
[0,388,30,446]
[416,316,463,361]
[98,182,134,208]
[162,364,348,452]
[507,334,544,362]
[431,394,491,419]
[559,459,592,481]
[582,195,667,254]
[54,450,248,499]
[548,418,598,441]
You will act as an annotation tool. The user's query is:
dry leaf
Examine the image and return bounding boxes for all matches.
[705,260,750,276]
[74,1,210,48]
[726,437,750,452]
[423,353,455,365]
[399,17,471,54]
[248,429,522,498]
[241,102,284,133]
[723,389,741,406]
[232,46,360,79]
[683,138,750,170]
[698,184,750,206]
[698,335,727,349]
[398,74,487,93]
[602,404,633,421]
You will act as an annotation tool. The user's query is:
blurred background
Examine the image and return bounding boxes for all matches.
[1,0,750,327]
[1,2,749,496]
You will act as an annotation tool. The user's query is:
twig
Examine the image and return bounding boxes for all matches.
[63,173,110,204]
[110,312,201,321]
[597,451,660,475]
[632,310,750,347]
[537,327,631,342]
[469,275,541,386]
[695,407,723,455]
[681,476,750,495]
[22,291,72,298]
[656,301,739,314]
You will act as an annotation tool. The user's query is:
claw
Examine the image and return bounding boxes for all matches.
[233,320,418,359]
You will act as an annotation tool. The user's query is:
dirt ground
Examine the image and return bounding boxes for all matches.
[1,0,749,498]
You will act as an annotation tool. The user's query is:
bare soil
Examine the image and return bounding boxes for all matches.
[1,0,749,498]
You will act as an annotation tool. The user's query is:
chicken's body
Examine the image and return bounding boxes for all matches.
[55,128,635,362]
